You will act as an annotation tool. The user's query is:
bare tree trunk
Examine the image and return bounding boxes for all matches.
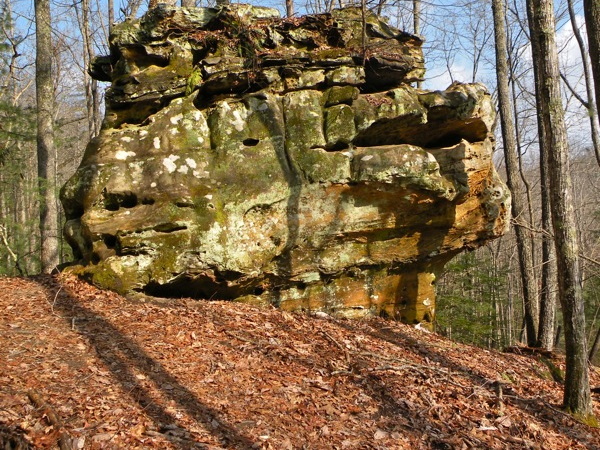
[526,0,593,419]
[537,175,558,350]
[35,0,59,274]
[589,326,600,364]
[413,0,420,35]
[77,0,100,139]
[532,4,558,350]
[0,224,23,275]
[511,82,535,237]
[584,0,600,162]
[567,0,600,167]
[125,0,144,18]
[492,0,538,347]
[414,0,421,89]
[108,0,114,33]
[286,0,294,18]
[360,0,367,62]
[0,169,5,272]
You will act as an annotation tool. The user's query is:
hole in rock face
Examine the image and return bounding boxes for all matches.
[141,198,155,205]
[425,133,463,148]
[104,191,138,211]
[143,271,248,300]
[120,193,138,208]
[65,204,84,220]
[91,253,100,264]
[153,223,188,233]
[121,45,169,69]
[325,141,350,152]
[103,234,117,249]
[104,198,119,212]
[243,138,260,147]
[175,199,194,208]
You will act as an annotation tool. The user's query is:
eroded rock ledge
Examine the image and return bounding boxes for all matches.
[61,5,510,326]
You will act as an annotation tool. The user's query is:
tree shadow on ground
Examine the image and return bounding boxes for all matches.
[339,321,599,448]
[208,318,448,445]
[39,277,456,448]
[43,282,256,449]
[35,276,599,448]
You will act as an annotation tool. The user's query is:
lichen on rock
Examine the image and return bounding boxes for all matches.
[62,4,510,328]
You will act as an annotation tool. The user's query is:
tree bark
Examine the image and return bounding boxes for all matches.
[537,167,558,350]
[78,0,100,140]
[286,0,294,18]
[526,0,594,419]
[108,0,114,34]
[492,0,539,347]
[414,0,421,89]
[125,0,144,19]
[589,326,600,364]
[568,0,600,167]
[584,0,600,160]
[35,0,59,274]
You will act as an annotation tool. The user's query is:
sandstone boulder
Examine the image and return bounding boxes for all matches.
[61,5,510,327]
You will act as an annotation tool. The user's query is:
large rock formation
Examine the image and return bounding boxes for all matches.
[61,5,510,327]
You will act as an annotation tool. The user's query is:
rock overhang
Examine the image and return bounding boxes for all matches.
[61,4,510,327]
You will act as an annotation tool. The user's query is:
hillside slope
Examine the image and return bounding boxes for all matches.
[1,275,599,449]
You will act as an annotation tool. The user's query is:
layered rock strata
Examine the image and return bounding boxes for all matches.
[61,5,510,326]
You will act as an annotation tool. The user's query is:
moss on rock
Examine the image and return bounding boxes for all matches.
[62,5,510,327]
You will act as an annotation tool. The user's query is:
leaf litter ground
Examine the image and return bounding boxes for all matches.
[1,275,599,449]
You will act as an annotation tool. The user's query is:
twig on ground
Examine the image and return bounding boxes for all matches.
[27,389,73,450]
[321,330,352,368]
[224,330,260,345]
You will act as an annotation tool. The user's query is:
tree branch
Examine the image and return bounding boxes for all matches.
[512,218,600,267]
[559,72,589,109]
[0,224,23,276]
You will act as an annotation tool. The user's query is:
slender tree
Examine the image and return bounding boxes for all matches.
[35,0,59,273]
[584,0,600,136]
[414,0,421,89]
[537,135,558,350]
[526,0,594,419]
[124,0,145,18]
[108,0,114,33]
[75,0,100,139]
[492,0,539,347]
[566,0,600,167]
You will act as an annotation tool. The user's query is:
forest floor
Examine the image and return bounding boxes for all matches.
[1,275,600,449]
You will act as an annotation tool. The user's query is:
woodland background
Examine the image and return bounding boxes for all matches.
[0,0,598,368]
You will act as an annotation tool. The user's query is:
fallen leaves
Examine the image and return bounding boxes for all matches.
[0,274,599,449]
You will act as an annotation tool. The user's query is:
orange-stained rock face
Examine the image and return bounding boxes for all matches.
[61,5,510,327]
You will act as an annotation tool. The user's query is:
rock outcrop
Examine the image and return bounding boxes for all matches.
[61,5,510,327]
